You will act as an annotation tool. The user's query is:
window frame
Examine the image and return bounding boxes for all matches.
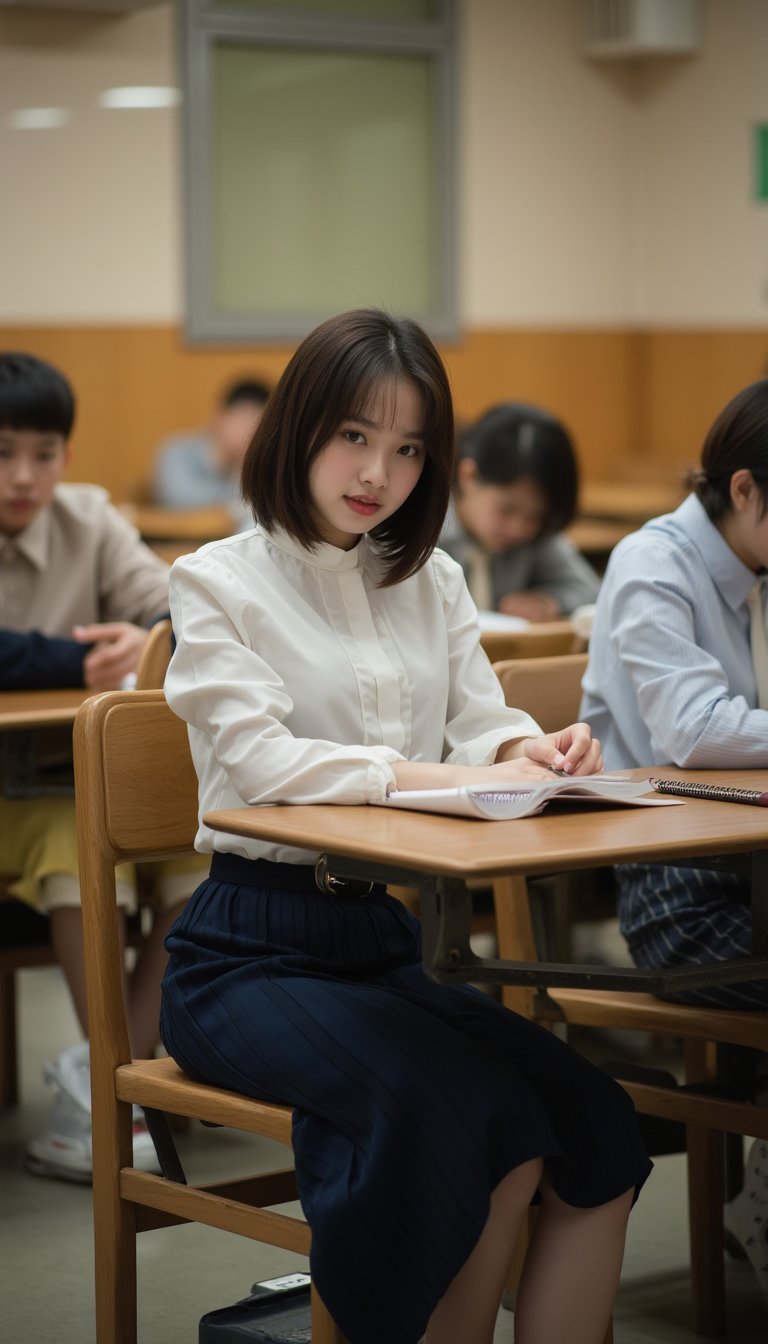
[180,0,458,342]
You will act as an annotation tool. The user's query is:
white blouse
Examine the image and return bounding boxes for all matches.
[165,525,543,863]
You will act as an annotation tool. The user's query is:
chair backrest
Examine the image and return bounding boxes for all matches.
[135,618,173,690]
[492,652,589,733]
[73,690,199,1064]
[480,621,583,664]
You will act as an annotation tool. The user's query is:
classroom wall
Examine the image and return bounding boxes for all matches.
[1,0,767,496]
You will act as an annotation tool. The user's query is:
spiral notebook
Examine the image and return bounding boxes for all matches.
[650,777,768,807]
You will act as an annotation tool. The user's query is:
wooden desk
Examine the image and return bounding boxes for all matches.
[566,517,634,558]
[0,689,91,797]
[119,504,233,545]
[205,765,768,996]
[479,621,580,662]
[0,689,91,730]
[580,480,684,524]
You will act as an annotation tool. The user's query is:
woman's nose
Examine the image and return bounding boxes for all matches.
[360,452,387,487]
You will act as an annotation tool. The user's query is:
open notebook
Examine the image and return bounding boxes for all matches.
[379,774,683,821]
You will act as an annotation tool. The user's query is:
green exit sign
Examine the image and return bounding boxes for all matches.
[755,125,768,201]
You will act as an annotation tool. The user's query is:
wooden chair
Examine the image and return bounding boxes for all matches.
[479,620,584,664]
[0,621,175,1108]
[492,653,768,1335]
[73,689,346,1344]
[135,617,173,691]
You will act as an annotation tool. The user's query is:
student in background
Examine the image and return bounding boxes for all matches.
[151,377,271,527]
[580,377,768,1297]
[440,401,600,620]
[162,309,650,1344]
[0,351,187,1182]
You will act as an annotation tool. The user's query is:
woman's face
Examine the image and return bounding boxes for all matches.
[456,459,548,553]
[718,468,768,573]
[309,378,426,551]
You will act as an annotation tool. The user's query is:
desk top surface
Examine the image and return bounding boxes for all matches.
[119,503,233,542]
[580,480,684,523]
[205,766,768,880]
[0,688,91,729]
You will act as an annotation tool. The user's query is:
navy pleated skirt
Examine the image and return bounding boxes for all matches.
[161,856,651,1344]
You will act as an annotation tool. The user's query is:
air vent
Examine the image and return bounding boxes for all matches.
[584,0,700,58]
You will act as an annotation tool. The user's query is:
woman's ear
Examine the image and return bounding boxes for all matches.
[729,468,757,514]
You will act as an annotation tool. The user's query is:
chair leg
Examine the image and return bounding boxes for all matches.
[687,1123,726,1337]
[683,1039,727,1336]
[493,876,537,1018]
[310,1282,348,1343]
[0,968,19,1107]
[93,1099,138,1343]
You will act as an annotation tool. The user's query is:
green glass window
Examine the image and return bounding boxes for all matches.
[182,0,456,340]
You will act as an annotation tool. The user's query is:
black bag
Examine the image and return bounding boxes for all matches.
[199,1274,312,1343]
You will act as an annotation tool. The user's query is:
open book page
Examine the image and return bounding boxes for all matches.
[379,774,683,821]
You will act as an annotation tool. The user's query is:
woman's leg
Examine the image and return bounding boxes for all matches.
[50,904,127,1036]
[513,1179,633,1344]
[424,1158,543,1344]
[127,899,187,1057]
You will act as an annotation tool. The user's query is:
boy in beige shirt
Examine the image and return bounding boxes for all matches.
[0,351,188,1180]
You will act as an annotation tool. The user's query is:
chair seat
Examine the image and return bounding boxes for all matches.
[115,1055,295,1145]
[549,987,768,1051]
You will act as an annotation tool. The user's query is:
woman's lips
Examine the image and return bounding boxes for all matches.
[344,496,380,516]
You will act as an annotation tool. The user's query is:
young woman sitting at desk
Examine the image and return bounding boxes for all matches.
[161,309,650,1344]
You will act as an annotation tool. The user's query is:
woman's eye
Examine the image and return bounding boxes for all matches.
[344,430,365,445]
[399,444,420,458]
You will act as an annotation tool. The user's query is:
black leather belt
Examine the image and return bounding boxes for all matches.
[209,851,379,899]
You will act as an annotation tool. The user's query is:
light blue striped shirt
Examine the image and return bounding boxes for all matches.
[580,493,768,769]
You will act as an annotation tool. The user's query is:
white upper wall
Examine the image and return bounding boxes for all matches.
[461,0,635,325]
[0,0,766,325]
[633,0,768,324]
[0,4,181,321]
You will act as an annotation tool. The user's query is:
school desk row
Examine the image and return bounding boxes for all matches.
[1,682,766,1000]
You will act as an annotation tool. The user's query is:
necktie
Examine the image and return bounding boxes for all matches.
[747,580,768,710]
[466,546,494,613]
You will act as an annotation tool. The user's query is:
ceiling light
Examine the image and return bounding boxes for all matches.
[10,107,69,130]
[99,86,181,110]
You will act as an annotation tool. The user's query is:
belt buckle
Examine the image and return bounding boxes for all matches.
[314,855,374,899]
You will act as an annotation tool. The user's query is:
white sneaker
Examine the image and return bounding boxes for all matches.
[723,1138,768,1299]
[26,1041,159,1183]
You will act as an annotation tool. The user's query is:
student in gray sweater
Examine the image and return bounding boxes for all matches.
[439,402,599,621]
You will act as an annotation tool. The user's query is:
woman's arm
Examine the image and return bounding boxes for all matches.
[601,546,768,767]
[166,555,403,806]
[431,552,601,779]
[391,720,602,792]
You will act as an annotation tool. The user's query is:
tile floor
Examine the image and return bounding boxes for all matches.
[0,965,766,1343]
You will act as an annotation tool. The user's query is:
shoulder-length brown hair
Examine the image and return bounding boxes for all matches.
[240,308,455,587]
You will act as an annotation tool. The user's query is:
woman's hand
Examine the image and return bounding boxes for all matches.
[518,723,603,777]
[390,724,602,793]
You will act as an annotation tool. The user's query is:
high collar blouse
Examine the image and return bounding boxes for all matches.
[166,525,542,863]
